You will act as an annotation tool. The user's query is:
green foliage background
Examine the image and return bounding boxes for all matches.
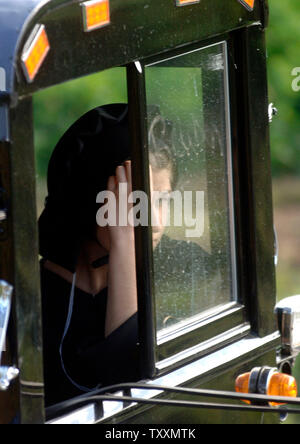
[34,0,300,179]
[34,68,128,179]
[267,0,300,177]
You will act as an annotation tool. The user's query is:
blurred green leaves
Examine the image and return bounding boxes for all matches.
[33,2,300,179]
[34,67,127,179]
[267,0,300,176]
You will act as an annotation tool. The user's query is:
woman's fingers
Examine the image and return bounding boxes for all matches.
[106,162,134,237]
[124,160,132,194]
[114,161,132,193]
[116,165,127,184]
[107,175,116,192]
[107,161,132,199]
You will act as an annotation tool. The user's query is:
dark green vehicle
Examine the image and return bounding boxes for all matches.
[0,0,300,425]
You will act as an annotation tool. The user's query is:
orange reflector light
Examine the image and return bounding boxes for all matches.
[238,0,255,11]
[81,0,110,32]
[21,25,50,83]
[176,0,200,6]
[235,372,251,404]
[267,372,298,406]
[235,368,298,406]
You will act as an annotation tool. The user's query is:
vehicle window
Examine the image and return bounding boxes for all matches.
[33,67,131,406]
[144,42,237,340]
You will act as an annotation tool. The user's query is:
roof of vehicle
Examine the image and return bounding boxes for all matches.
[0,0,267,98]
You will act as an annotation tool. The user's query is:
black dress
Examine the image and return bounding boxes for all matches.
[40,264,139,407]
[41,235,218,406]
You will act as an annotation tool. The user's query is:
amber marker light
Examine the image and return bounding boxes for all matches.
[235,367,298,406]
[176,0,200,6]
[238,0,255,11]
[267,372,298,406]
[235,372,251,404]
[81,0,110,32]
[21,25,50,83]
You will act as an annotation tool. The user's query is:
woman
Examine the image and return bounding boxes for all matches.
[39,103,176,406]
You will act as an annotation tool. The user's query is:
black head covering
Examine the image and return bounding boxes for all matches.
[38,103,130,273]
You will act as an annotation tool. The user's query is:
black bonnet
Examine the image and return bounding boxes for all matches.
[38,103,130,273]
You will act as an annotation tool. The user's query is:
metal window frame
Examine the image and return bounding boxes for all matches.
[127,25,277,376]
[127,37,252,377]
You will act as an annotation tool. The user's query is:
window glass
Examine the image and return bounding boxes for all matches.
[144,42,237,339]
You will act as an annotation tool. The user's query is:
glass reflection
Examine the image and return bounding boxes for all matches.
[145,42,237,336]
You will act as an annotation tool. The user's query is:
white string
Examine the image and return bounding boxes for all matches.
[59,272,100,393]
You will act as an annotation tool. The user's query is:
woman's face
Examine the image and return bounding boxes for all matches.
[96,166,173,251]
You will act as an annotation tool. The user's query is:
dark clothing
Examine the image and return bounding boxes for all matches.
[153,235,222,330]
[41,236,220,406]
[40,264,139,407]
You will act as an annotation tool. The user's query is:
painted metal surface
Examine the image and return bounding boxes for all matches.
[0,0,281,424]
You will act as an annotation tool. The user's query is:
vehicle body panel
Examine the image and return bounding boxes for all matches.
[0,0,284,425]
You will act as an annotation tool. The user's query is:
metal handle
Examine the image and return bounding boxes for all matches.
[0,280,19,390]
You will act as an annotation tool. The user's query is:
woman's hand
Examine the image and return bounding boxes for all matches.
[106,160,134,246]
[105,160,138,337]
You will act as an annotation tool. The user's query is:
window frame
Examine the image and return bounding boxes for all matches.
[127,35,251,377]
